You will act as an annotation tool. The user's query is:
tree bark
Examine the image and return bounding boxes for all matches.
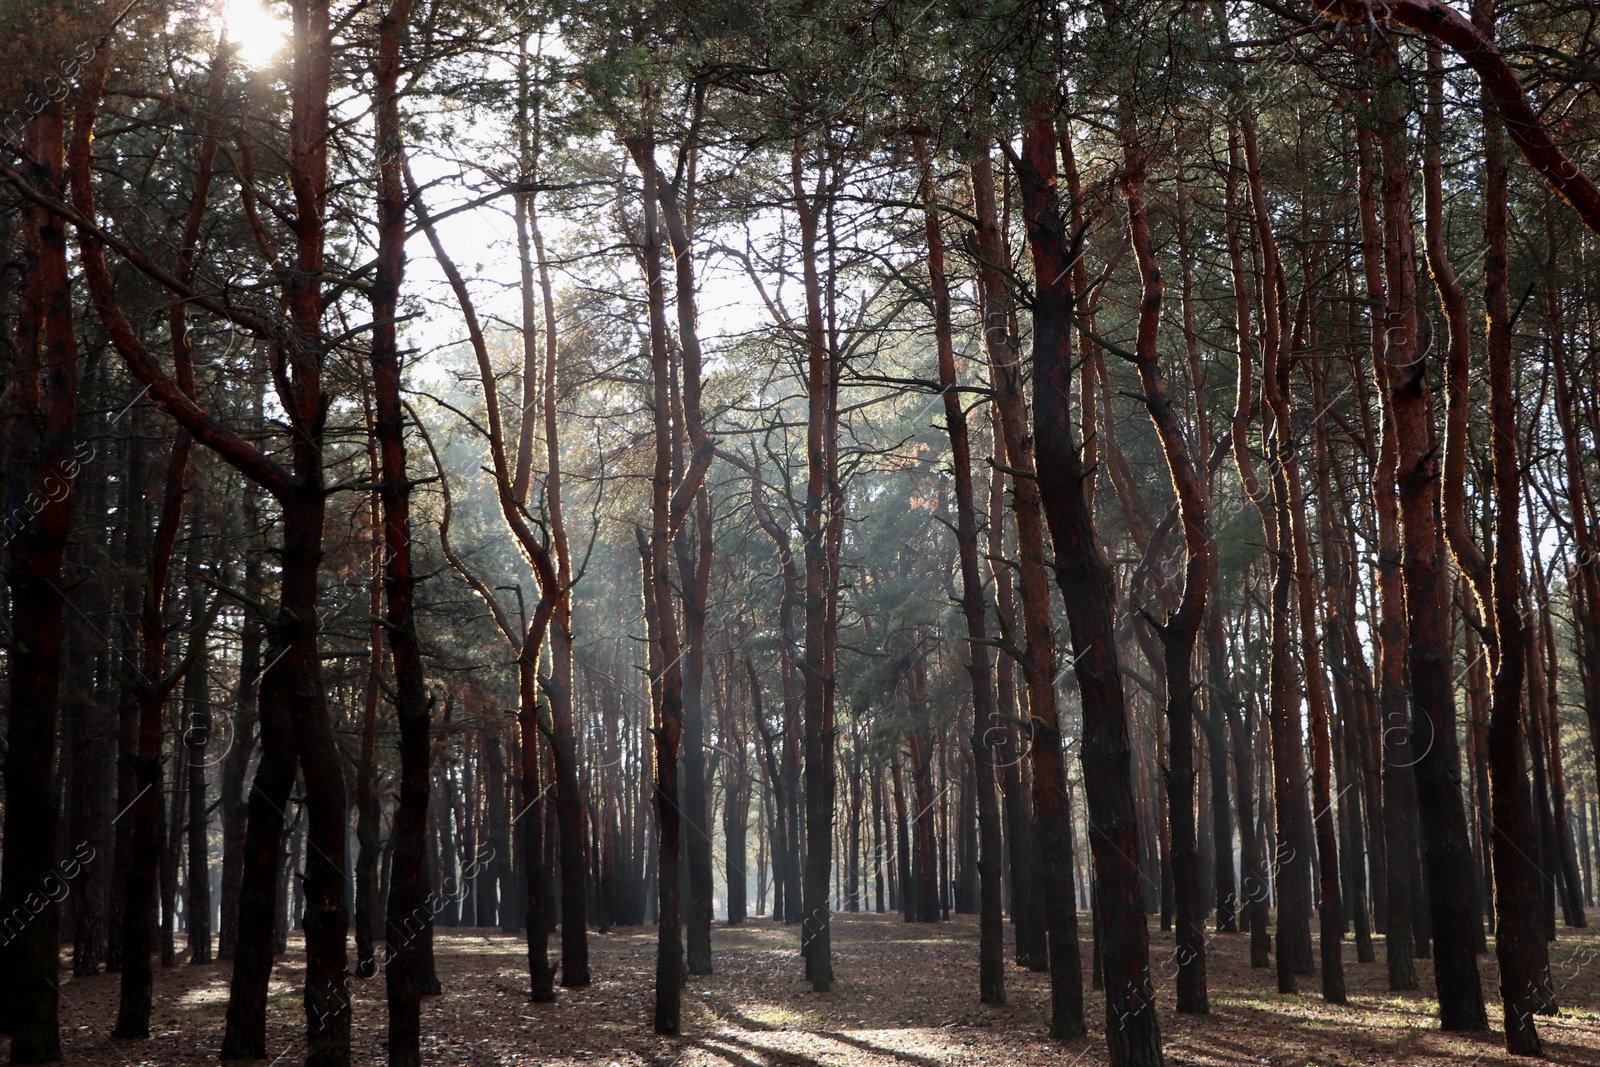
[1014,112,1162,1066]
[0,98,77,1064]
[368,18,431,1048]
[974,144,1087,1038]
[1351,97,1420,992]
[1371,33,1487,1032]
[919,138,1005,1004]
[1117,123,1212,1015]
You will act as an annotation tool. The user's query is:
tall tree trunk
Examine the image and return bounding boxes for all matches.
[1175,167,1237,940]
[1219,120,1282,976]
[1118,122,1212,1015]
[522,110,591,985]
[186,593,213,966]
[66,423,112,976]
[1371,32,1487,1032]
[107,418,148,976]
[973,146,1087,1039]
[920,139,1005,1003]
[1281,327,1346,1002]
[632,130,688,1031]
[0,98,77,1063]
[789,137,840,992]
[1352,100,1420,992]
[1014,112,1162,1066]
[1312,356,1375,965]
[1547,207,1600,906]
[369,26,434,1044]
[1234,103,1316,990]
[116,419,191,1039]
[1455,3,1558,1050]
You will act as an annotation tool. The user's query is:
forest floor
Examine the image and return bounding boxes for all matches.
[36,909,1600,1065]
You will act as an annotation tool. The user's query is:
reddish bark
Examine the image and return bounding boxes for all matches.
[1118,127,1211,1013]
[1228,109,1316,989]
[919,141,1005,1002]
[972,146,1087,1039]
[1471,6,1556,1047]
[1349,95,1421,992]
[1318,0,1600,234]
[0,98,77,1063]
[369,6,435,1061]
[1371,33,1488,1032]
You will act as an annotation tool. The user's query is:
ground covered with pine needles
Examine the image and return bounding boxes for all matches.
[40,910,1600,1065]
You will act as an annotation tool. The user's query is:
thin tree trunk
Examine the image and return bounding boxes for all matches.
[1118,123,1212,1014]
[631,130,691,1031]
[219,474,262,962]
[525,135,591,988]
[1352,100,1420,992]
[792,136,839,992]
[988,411,1046,969]
[186,591,213,966]
[374,198,436,1058]
[919,139,1005,1003]
[355,417,386,979]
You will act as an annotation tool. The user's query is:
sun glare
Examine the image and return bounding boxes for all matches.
[218,0,289,68]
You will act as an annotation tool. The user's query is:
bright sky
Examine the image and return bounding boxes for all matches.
[216,0,287,69]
